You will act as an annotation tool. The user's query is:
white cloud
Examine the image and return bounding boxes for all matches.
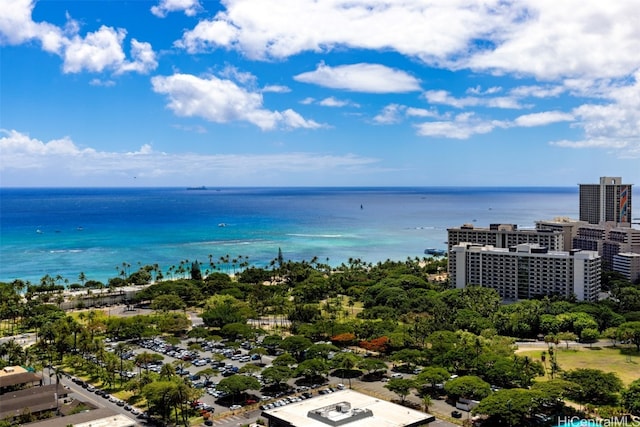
[466,86,502,96]
[0,0,65,52]
[294,63,421,93]
[262,85,291,93]
[89,78,116,87]
[151,73,322,130]
[509,85,565,98]
[175,0,509,63]
[319,97,349,107]
[374,104,404,125]
[549,71,640,157]
[514,111,574,127]
[424,90,524,109]
[0,129,95,169]
[405,107,440,118]
[0,0,157,75]
[117,39,158,74]
[0,129,378,184]
[466,0,640,80]
[549,139,629,149]
[64,28,157,74]
[151,0,202,18]
[176,0,640,81]
[63,26,126,73]
[374,104,441,125]
[415,113,506,139]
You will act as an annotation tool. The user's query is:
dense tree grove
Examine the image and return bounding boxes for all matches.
[1,254,640,426]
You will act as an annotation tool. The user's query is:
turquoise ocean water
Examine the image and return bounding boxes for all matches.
[0,187,579,284]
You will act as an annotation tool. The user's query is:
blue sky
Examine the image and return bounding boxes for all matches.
[1,0,639,187]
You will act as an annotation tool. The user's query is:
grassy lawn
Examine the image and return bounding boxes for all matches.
[319,295,364,320]
[519,345,640,385]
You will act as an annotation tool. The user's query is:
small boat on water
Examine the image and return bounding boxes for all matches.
[187,186,207,190]
[424,248,446,256]
[218,223,226,227]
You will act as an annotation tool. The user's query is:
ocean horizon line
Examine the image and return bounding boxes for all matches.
[0,185,578,190]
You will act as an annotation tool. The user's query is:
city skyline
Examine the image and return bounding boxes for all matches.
[1,0,639,187]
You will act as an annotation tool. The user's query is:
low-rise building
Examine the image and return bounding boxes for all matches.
[262,389,435,427]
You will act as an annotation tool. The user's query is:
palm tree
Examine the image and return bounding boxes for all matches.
[65,316,82,354]
[49,365,63,414]
[114,342,131,385]
[159,363,176,380]
[135,351,156,375]
[422,395,432,413]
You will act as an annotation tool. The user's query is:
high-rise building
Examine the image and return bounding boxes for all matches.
[570,222,640,268]
[447,223,565,252]
[535,217,586,252]
[450,243,601,301]
[612,253,640,283]
[447,223,565,275]
[579,176,633,225]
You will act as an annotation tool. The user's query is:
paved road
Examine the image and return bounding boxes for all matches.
[52,368,144,425]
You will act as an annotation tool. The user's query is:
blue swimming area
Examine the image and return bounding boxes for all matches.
[0,186,579,284]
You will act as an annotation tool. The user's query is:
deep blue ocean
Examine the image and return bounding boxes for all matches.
[0,187,579,284]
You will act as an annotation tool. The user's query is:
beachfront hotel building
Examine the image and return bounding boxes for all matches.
[446,223,565,275]
[579,176,633,225]
[450,243,601,301]
[447,223,565,252]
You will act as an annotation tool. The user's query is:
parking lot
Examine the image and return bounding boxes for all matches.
[93,330,465,426]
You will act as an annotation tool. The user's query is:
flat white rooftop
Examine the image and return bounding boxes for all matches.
[262,389,434,427]
[74,414,137,427]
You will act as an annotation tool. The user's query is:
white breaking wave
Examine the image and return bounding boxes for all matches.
[287,233,344,238]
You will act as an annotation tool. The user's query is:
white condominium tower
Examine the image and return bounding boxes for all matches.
[579,176,633,225]
[450,243,601,301]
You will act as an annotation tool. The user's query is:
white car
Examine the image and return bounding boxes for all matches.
[229,405,242,410]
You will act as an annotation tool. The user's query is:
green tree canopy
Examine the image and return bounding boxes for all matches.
[384,378,415,403]
[217,375,261,399]
[201,295,254,328]
[444,376,491,401]
[295,358,330,381]
[262,365,293,387]
[562,368,623,405]
[281,335,313,361]
[151,294,186,312]
[474,388,544,427]
[617,321,640,351]
[415,366,450,392]
[622,378,640,416]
